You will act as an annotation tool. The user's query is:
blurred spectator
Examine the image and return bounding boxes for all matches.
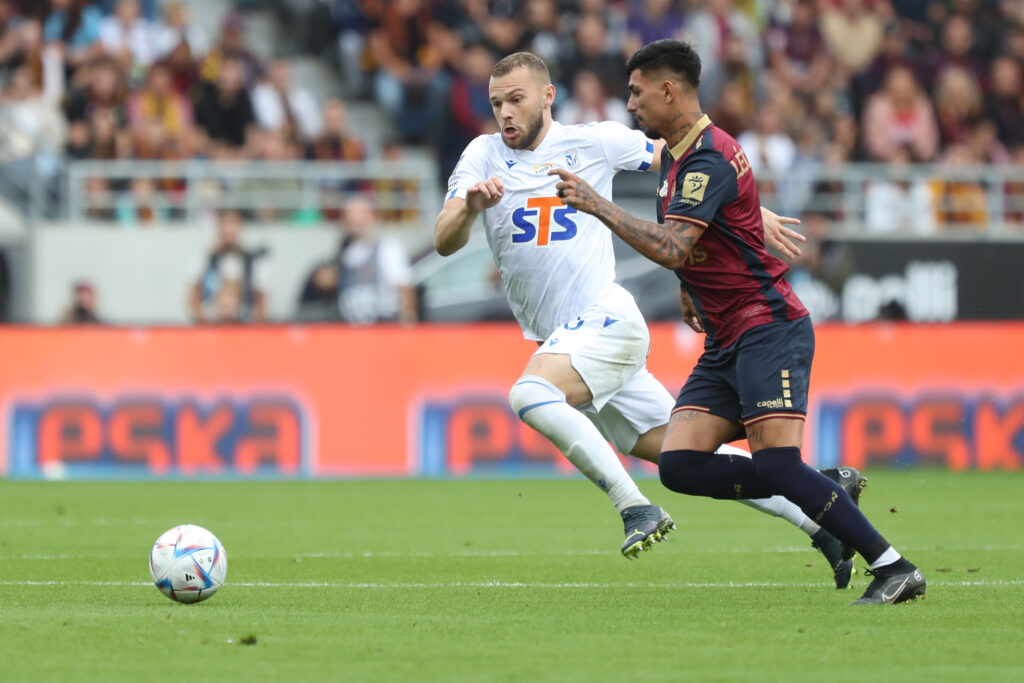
[115,175,170,224]
[686,0,762,106]
[242,129,309,223]
[931,144,989,228]
[965,118,1009,165]
[806,142,852,220]
[448,43,496,138]
[523,0,562,67]
[442,42,496,177]
[60,280,102,324]
[575,0,629,52]
[163,31,198,97]
[43,0,102,70]
[711,80,755,137]
[2,18,63,100]
[298,195,416,324]
[737,104,797,176]
[252,58,323,143]
[766,0,830,98]
[853,19,925,113]
[820,0,884,74]
[480,3,530,57]
[625,0,685,58]
[0,64,65,171]
[199,13,262,87]
[192,56,255,155]
[98,0,159,72]
[557,69,631,127]
[985,57,1024,149]
[862,66,939,162]
[155,0,206,62]
[64,56,125,122]
[367,0,449,144]
[927,14,985,87]
[307,98,366,162]
[331,0,369,97]
[127,61,192,144]
[561,13,627,100]
[373,139,420,223]
[864,146,936,234]
[189,210,268,324]
[933,66,983,148]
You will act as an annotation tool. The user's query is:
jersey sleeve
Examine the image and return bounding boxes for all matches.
[592,121,657,172]
[444,135,492,202]
[664,149,739,229]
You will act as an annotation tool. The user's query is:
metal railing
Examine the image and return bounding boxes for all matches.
[0,157,1016,236]
[63,159,440,227]
[616,162,1024,237]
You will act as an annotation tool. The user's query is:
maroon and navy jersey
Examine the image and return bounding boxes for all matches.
[657,116,807,350]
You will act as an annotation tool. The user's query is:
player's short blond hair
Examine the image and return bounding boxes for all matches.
[491,52,552,85]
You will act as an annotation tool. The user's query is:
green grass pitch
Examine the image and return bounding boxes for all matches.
[1,471,1022,682]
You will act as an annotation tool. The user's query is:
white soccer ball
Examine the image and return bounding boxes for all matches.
[148,524,228,604]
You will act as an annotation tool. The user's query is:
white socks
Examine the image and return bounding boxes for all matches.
[870,546,902,569]
[509,375,649,513]
[740,496,822,537]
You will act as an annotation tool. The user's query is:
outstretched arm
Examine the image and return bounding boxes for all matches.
[549,168,703,270]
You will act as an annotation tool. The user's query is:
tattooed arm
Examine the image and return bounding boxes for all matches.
[548,167,703,270]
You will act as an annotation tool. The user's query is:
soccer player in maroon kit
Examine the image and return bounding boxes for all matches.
[550,40,925,605]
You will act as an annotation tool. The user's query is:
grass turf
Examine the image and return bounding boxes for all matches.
[0,471,1022,682]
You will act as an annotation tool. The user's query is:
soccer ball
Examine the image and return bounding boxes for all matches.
[148,524,228,604]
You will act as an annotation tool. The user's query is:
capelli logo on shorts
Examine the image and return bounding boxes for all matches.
[756,398,787,409]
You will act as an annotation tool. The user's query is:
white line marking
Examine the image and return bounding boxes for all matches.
[0,579,1020,589]
[6,545,1024,561]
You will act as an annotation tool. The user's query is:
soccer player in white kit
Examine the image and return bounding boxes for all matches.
[434,52,862,584]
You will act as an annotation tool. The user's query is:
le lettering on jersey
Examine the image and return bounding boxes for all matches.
[446,121,655,341]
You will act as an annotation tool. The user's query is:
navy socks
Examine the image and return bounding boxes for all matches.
[660,449,773,500]
[751,447,890,563]
[658,445,891,563]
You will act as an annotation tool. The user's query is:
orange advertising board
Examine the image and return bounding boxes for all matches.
[1,322,1021,477]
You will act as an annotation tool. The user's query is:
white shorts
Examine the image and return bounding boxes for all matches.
[534,283,651,411]
[583,366,674,455]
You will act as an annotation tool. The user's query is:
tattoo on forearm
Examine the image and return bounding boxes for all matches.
[594,201,699,269]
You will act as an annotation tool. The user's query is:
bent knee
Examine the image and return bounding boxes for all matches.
[508,375,565,422]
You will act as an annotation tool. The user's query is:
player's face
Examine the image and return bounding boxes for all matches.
[627,69,666,140]
[489,67,553,150]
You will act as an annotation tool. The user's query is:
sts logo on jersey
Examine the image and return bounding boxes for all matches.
[512,197,578,245]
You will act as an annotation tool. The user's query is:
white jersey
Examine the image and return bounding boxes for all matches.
[445,120,656,341]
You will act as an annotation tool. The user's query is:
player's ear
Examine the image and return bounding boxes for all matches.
[662,79,674,103]
[543,83,556,107]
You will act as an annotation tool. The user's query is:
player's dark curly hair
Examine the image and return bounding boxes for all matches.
[625,40,701,89]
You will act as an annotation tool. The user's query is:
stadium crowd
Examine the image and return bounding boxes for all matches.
[0,0,1022,324]
[2,0,1022,180]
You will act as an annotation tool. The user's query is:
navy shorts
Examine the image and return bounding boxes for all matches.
[673,316,814,426]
